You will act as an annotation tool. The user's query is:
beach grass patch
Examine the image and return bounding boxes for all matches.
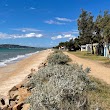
[69,51,110,63]
[87,77,110,110]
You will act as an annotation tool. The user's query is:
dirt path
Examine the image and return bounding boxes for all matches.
[0,49,51,96]
[64,52,110,84]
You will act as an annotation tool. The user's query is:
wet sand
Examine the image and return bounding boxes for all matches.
[0,49,51,96]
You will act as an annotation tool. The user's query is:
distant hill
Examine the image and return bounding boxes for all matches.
[0,44,36,49]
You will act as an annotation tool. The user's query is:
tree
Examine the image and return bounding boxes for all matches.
[77,9,94,53]
[78,10,94,44]
[103,11,110,43]
[73,38,81,50]
[95,10,110,43]
[94,14,103,43]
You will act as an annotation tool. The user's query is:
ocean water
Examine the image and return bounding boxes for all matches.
[0,48,45,67]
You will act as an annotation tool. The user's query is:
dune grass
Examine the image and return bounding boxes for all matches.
[69,51,110,65]
[88,77,110,110]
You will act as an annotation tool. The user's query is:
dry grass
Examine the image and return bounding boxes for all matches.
[69,51,110,66]
[88,77,110,110]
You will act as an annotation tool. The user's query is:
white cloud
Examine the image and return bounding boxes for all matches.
[44,20,65,25]
[12,28,41,32]
[0,33,10,39]
[45,17,77,25]
[63,34,72,38]
[25,33,43,38]
[51,37,57,40]
[61,30,79,35]
[51,34,76,40]
[69,37,75,40]
[55,17,74,22]
[57,35,62,39]
[29,7,36,10]
[0,32,43,39]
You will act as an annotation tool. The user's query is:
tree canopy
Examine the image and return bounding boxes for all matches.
[77,9,94,44]
[55,9,110,51]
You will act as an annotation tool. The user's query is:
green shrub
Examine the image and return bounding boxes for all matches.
[26,64,92,110]
[24,51,100,110]
[47,51,71,65]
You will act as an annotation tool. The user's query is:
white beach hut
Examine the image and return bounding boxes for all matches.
[86,44,92,52]
[81,45,86,51]
[104,43,110,58]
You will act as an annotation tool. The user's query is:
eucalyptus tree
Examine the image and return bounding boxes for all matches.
[95,11,110,43]
[77,9,94,53]
[103,11,110,43]
[94,14,103,43]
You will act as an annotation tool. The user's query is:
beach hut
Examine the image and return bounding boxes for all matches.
[81,45,86,51]
[59,46,66,50]
[93,43,99,54]
[104,43,110,58]
[86,44,92,52]
[97,43,104,56]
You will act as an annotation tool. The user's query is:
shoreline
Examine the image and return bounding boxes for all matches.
[0,49,42,68]
[0,49,51,96]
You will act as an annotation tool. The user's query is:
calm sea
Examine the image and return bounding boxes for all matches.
[0,48,45,67]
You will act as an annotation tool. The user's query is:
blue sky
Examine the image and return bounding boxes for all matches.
[0,0,110,47]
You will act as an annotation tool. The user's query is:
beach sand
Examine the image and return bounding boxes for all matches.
[0,49,51,96]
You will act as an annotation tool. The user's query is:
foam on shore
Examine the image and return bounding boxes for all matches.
[0,51,39,67]
[0,49,51,96]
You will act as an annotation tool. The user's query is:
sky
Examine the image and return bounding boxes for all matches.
[0,0,110,47]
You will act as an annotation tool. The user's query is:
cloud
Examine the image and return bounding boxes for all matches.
[51,34,76,40]
[12,28,41,32]
[29,7,36,10]
[44,20,65,25]
[0,33,9,39]
[55,17,74,22]
[25,33,43,38]
[51,35,62,40]
[45,17,77,25]
[62,30,79,35]
[63,34,72,38]
[0,32,43,39]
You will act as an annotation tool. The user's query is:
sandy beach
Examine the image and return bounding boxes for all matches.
[0,49,51,96]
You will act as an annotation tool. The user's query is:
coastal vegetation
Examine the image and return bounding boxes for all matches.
[22,50,110,110]
[47,50,71,65]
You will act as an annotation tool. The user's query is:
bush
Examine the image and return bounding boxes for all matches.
[47,51,71,65]
[26,64,92,110]
[24,50,99,110]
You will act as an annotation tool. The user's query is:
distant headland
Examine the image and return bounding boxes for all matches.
[0,44,36,49]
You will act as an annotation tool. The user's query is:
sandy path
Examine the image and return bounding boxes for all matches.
[0,49,51,96]
[64,52,110,84]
